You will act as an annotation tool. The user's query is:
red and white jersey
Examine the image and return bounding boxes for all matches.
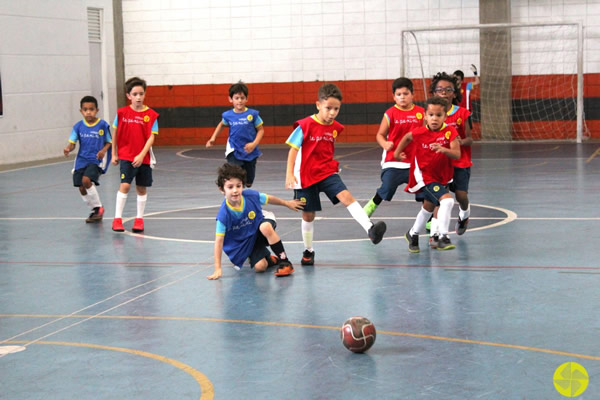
[380,104,424,169]
[113,106,159,165]
[286,115,343,188]
[445,105,472,169]
[406,124,459,193]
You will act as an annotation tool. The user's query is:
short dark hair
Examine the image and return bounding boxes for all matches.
[216,163,247,189]
[429,72,462,105]
[229,81,248,98]
[426,96,450,112]
[125,76,147,94]
[80,96,98,109]
[318,83,342,101]
[392,77,414,93]
[453,70,465,80]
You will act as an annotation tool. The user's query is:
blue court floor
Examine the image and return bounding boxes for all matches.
[1,142,599,399]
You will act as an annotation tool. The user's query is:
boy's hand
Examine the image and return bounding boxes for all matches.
[286,199,305,211]
[206,138,215,147]
[63,147,71,157]
[207,269,222,280]
[430,143,444,153]
[470,64,478,76]
[96,150,106,160]
[396,151,407,161]
[383,141,394,152]
[285,174,298,189]
[244,142,257,153]
[111,154,119,165]
[132,154,144,167]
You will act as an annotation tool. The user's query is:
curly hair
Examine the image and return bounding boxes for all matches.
[429,72,462,105]
[216,163,247,189]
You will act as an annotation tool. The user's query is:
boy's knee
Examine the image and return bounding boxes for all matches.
[336,190,354,205]
[260,221,275,235]
[302,211,316,222]
[254,259,268,272]
[81,176,92,188]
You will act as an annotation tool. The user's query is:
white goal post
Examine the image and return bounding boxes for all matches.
[401,22,586,142]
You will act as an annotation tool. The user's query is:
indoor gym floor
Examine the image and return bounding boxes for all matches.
[0,142,599,399]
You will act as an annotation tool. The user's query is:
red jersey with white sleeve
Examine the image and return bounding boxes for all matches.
[406,124,459,193]
[113,106,159,165]
[286,115,343,188]
[445,105,472,168]
[381,104,424,169]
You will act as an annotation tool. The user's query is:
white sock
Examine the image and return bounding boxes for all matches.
[438,197,455,236]
[430,217,440,237]
[346,201,372,233]
[81,193,93,208]
[410,208,433,236]
[459,204,471,220]
[115,191,128,219]
[137,194,147,218]
[86,185,102,208]
[301,219,314,251]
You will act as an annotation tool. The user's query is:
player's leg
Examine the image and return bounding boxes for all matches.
[243,159,257,188]
[295,186,319,265]
[452,167,471,235]
[82,164,104,223]
[363,168,407,217]
[73,168,92,221]
[259,215,294,277]
[249,231,272,273]
[405,197,435,253]
[113,161,134,231]
[132,165,153,233]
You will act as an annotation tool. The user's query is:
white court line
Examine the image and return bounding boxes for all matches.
[0,159,73,174]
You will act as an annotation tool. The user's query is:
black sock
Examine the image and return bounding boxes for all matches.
[373,193,383,205]
[270,241,287,261]
[266,255,277,267]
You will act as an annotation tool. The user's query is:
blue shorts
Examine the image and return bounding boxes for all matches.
[449,167,470,193]
[227,153,257,186]
[422,182,450,206]
[376,168,409,201]
[294,174,347,212]
[249,218,276,268]
[119,161,153,187]
[73,163,101,187]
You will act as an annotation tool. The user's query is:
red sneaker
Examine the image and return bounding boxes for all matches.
[132,218,144,233]
[112,218,124,232]
[274,260,294,277]
[86,207,105,223]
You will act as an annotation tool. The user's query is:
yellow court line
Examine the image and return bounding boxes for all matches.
[3,314,598,362]
[586,146,600,163]
[6,340,214,400]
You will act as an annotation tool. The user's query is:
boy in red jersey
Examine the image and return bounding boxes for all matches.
[111,77,159,233]
[429,72,473,242]
[285,83,387,266]
[453,65,479,112]
[363,77,425,217]
[395,97,460,252]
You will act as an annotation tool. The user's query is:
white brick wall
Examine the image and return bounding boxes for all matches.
[121,0,599,86]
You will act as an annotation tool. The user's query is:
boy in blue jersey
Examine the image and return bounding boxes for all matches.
[206,81,264,187]
[64,96,112,223]
[208,163,305,280]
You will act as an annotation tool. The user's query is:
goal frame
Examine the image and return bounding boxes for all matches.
[401,22,584,143]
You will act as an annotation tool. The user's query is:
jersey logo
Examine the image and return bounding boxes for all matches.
[445,131,452,140]
[99,129,104,136]
[333,130,338,138]
[433,185,440,192]
[416,112,423,120]
[457,117,463,126]
[247,115,253,122]
[143,115,150,123]
[248,211,256,220]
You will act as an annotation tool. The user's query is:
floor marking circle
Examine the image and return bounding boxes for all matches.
[553,361,589,397]
[6,340,214,400]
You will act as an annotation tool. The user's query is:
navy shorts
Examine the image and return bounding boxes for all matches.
[449,167,470,193]
[119,161,153,187]
[73,164,101,187]
[421,182,450,206]
[248,218,276,268]
[294,174,347,212]
[376,168,409,201]
[227,153,257,186]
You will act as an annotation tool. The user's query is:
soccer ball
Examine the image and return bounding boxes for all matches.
[340,316,376,353]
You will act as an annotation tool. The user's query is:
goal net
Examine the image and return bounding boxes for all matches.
[401,23,587,142]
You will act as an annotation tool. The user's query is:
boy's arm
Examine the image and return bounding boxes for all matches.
[207,235,225,280]
[206,122,225,147]
[244,124,264,153]
[432,137,461,159]
[285,147,299,189]
[459,122,473,147]
[265,194,305,211]
[111,118,119,164]
[63,142,76,157]
[393,132,413,161]
[375,116,393,151]
[132,133,155,168]
[97,142,112,160]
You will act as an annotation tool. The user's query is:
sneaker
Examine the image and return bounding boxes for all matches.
[455,217,469,235]
[405,230,419,253]
[274,260,294,277]
[429,234,439,249]
[368,221,387,244]
[86,207,104,223]
[363,199,378,217]
[112,218,124,232]
[132,218,144,233]
[301,249,315,266]
[268,255,280,267]
[436,235,456,250]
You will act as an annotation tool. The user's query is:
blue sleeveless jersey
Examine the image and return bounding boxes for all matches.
[222,108,263,161]
[69,119,112,172]
[216,189,266,268]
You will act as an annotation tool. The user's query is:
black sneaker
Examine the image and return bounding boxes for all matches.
[301,249,315,266]
[368,221,387,244]
[455,217,469,235]
[429,234,439,249]
[405,230,419,253]
[437,235,456,250]
[274,260,294,277]
[86,206,104,223]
